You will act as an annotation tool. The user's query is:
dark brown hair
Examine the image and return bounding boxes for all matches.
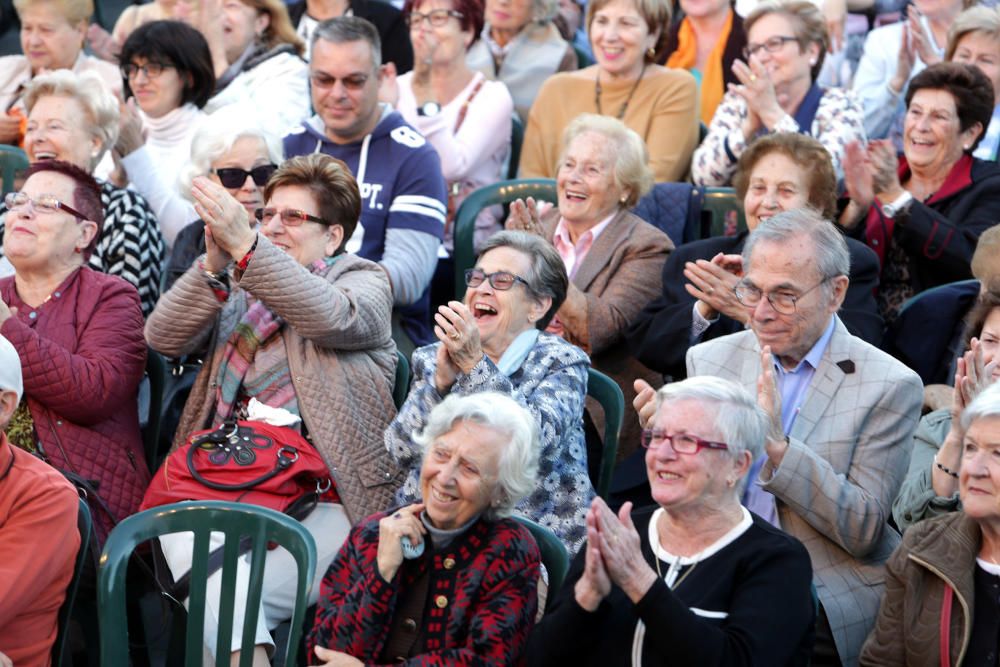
[23,159,103,259]
[906,62,995,152]
[964,288,1000,350]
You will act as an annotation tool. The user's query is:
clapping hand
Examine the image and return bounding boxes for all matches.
[433,301,483,393]
[505,197,544,236]
[191,176,257,265]
[684,253,745,323]
[574,500,612,611]
[590,499,658,603]
[730,58,784,138]
[757,346,787,466]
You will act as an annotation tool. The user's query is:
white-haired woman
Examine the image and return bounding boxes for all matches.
[0,70,164,315]
[465,0,576,122]
[310,392,542,667]
[527,376,815,665]
[163,108,283,291]
[506,114,672,462]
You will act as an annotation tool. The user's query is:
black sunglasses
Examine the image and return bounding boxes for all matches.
[212,164,277,189]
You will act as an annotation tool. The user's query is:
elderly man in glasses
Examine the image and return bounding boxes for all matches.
[635,208,922,667]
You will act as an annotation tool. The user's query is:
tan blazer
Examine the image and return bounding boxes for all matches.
[687,317,923,666]
[542,208,673,460]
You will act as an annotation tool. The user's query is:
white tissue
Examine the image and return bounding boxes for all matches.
[246,398,302,427]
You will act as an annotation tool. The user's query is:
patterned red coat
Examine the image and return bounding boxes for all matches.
[309,511,541,666]
[0,267,149,543]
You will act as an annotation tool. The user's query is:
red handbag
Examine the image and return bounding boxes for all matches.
[141,419,338,513]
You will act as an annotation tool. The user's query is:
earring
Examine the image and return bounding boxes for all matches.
[963,144,971,151]
[620,196,627,204]
[809,58,817,66]
[647,46,656,60]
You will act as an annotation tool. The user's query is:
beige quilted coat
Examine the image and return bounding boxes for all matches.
[145,236,401,523]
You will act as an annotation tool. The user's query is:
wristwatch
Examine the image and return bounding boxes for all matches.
[881,191,914,218]
[417,101,441,117]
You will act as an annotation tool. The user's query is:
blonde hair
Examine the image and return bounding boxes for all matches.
[586,0,671,62]
[13,0,93,25]
[241,0,305,56]
[23,69,119,171]
[945,5,1000,62]
[558,113,653,208]
[745,0,828,81]
[972,226,1000,284]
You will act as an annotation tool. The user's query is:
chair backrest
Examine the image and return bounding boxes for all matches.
[507,113,525,181]
[394,349,410,410]
[513,515,568,612]
[631,182,701,246]
[698,186,746,238]
[452,178,558,300]
[142,348,169,474]
[52,498,93,667]
[0,144,29,194]
[587,368,624,499]
[98,501,317,667]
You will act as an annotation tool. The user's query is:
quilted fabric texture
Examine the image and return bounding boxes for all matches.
[145,237,401,524]
[630,182,698,247]
[0,268,150,544]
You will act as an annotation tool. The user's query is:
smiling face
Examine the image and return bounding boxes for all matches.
[589,0,657,80]
[209,135,273,216]
[464,245,549,361]
[19,1,86,74]
[127,57,186,119]
[420,419,505,530]
[903,88,980,174]
[410,0,473,64]
[743,151,810,231]
[746,12,817,90]
[556,130,625,227]
[221,0,268,63]
[486,0,532,36]
[24,94,101,171]
[310,38,383,145]
[959,415,1000,524]
[952,31,1000,106]
[259,184,341,266]
[646,399,741,512]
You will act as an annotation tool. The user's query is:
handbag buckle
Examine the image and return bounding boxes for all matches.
[315,477,332,494]
[276,446,299,470]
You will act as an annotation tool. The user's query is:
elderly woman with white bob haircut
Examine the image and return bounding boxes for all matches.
[527,376,816,666]
[309,391,543,666]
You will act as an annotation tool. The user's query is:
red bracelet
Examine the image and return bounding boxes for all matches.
[237,235,258,271]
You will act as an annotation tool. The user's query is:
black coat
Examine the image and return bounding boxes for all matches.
[626,232,884,381]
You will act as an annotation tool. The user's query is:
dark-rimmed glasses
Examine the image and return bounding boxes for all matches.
[405,9,464,27]
[734,277,830,315]
[641,430,729,454]
[743,35,799,60]
[254,207,329,227]
[464,268,530,291]
[121,62,175,79]
[4,192,88,220]
[212,165,277,189]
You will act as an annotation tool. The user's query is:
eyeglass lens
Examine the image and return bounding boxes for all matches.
[214,165,277,189]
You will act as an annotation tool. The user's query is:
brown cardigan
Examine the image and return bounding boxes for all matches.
[541,208,673,460]
[145,236,401,523]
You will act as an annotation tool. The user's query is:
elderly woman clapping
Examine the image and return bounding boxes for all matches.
[527,376,815,666]
[506,113,672,461]
[388,230,594,554]
[862,382,1000,666]
[310,392,542,666]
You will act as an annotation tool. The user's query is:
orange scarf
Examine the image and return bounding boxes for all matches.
[667,10,733,125]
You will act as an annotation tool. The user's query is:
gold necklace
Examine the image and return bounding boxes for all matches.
[594,61,648,120]
[654,546,698,589]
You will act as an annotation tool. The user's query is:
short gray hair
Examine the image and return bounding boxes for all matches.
[312,16,382,67]
[558,114,653,208]
[653,376,768,495]
[23,70,119,171]
[961,382,1000,431]
[477,230,568,329]
[178,105,283,202]
[743,208,850,299]
[414,392,540,520]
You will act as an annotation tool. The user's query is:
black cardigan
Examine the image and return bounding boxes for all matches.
[287,0,414,73]
[526,506,815,666]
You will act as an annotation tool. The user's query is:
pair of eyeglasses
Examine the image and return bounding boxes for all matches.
[121,62,175,79]
[4,191,88,220]
[212,165,277,190]
[405,8,464,27]
[464,268,530,291]
[309,71,372,91]
[640,430,730,454]
[254,207,328,226]
[742,35,799,60]
[733,277,830,315]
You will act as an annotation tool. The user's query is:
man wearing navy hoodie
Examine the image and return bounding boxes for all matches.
[284,16,447,350]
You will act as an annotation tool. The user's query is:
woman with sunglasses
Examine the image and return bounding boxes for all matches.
[526,375,815,666]
[387,230,594,555]
[145,152,398,664]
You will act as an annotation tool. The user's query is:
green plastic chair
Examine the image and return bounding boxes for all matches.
[0,144,29,194]
[98,501,317,667]
[452,178,558,300]
[394,349,411,410]
[698,186,746,238]
[513,516,568,612]
[587,368,624,499]
[52,498,93,667]
[142,348,169,474]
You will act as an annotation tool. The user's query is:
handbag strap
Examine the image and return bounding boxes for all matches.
[940,583,954,667]
[186,423,300,492]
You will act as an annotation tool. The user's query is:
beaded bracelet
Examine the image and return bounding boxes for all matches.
[934,456,959,479]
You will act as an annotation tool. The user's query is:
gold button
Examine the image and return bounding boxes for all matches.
[443,557,456,570]
[403,618,417,631]
[435,595,448,608]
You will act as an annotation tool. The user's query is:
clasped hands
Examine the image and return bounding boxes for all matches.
[191,176,258,274]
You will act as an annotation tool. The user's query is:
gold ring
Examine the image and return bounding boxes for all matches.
[449,331,460,340]
[750,75,757,82]
[707,287,715,294]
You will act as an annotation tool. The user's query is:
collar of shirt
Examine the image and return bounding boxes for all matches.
[771,315,836,434]
[482,24,511,60]
[552,212,616,280]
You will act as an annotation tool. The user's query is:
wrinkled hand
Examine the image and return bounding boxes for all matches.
[0,113,22,145]
[505,197,544,236]
[891,23,916,95]
[376,503,426,582]
[191,176,257,260]
[822,0,846,53]
[378,62,399,108]
[907,9,940,68]
[310,646,364,667]
[867,140,903,201]
[632,378,658,430]
[86,23,119,62]
[954,338,998,415]
[115,98,146,158]
[434,301,484,374]
[757,346,787,466]
[574,502,611,611]
[591,499,657,603]
[730,58,784,134]
[685,253,745,322]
